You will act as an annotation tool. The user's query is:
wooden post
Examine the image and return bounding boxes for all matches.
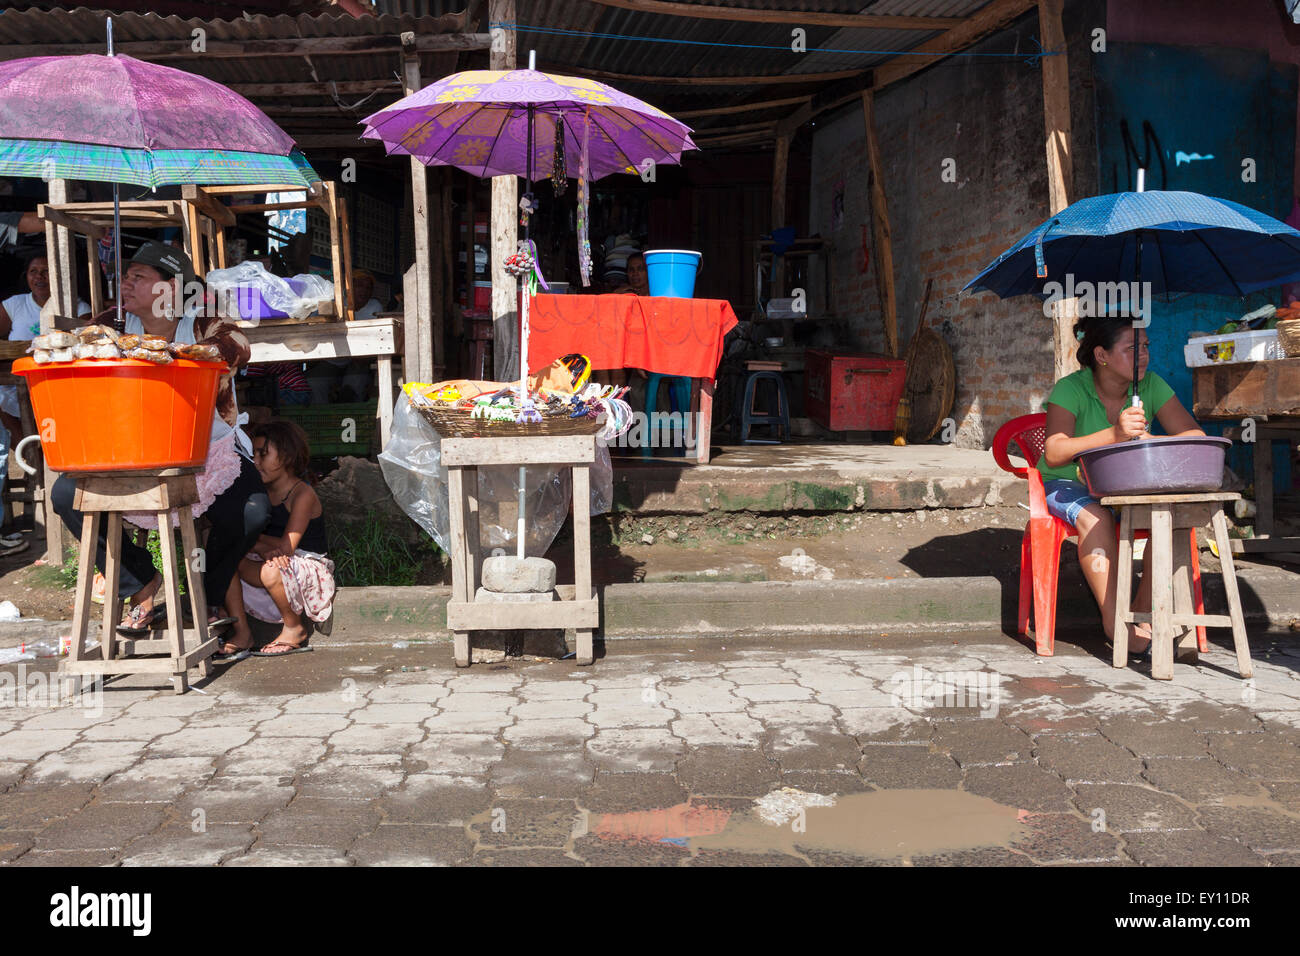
[440,169,454,372]
[403,43,434,384]
[770,132,790,297]
[1039,0,1078,380]
[42,179,72,565]
[490,0,518,380]
[861,90,899,357]
[462,175,476,337]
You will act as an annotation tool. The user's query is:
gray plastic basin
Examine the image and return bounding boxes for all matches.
[1073,436,1231,497]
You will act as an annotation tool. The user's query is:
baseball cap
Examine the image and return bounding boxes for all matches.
[130,241,196,285]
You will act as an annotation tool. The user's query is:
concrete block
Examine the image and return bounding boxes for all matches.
[482,556,557,593]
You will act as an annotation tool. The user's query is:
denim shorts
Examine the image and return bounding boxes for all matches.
[1043,479,1101,526]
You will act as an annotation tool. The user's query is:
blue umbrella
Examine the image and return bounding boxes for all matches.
[963,189,1300,394]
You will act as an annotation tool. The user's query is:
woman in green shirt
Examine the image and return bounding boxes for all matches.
[1038,316,1204,658]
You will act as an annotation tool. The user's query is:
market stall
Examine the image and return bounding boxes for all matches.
[525,292,738,463]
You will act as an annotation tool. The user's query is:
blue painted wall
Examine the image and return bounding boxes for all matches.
[1095,42,1297,490]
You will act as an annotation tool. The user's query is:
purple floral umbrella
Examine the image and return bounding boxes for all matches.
[359,68,696,181]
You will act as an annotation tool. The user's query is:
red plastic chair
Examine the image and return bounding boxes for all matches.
[991,413,1207,656]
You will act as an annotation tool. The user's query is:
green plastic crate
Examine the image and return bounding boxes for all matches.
[275,402,377,457]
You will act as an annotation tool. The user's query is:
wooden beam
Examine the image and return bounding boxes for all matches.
[403,49,435,385]
[0,33,491,60]
[873,0,1038,90]
[771,132,790,295]
[289,135,381,149]
[180,185,237,227]
[35,206,105,240]
[574,67,866,87]
[490,0,518,381]
[676,96,811,119]
[583,0,961,30]
[440,171,455,372]
[696,120,778,137]
[695,133,778,150]
[862,91,898,358]
[227,79,402,97]
[1038,0,1078,381]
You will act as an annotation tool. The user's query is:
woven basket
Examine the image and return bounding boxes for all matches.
[1278,318,1300,358]
[416,403,603,439]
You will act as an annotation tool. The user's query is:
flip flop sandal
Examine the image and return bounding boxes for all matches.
[1,539,29,556]
[0,532,23,546]
[208,616,238,630]
[116,602,166,636]
[252,640,312,657]
[213,645,252,663]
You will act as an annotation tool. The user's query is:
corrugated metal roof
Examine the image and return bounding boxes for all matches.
[1,1,1019,149]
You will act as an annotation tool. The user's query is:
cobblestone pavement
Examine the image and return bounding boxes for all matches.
[1,632,1298,866]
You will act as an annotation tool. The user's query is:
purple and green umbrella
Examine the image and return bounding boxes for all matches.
[0,53,319,189]
[0,45,319,327]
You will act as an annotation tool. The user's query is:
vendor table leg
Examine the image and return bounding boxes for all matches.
[179,508,212,666]
[1150,505,1175,681]
[378,355,394,448]
[1171,528,1198,664]
[68,511,101,663]
[101,512,122,662]
[447,465,472,668]
[156,516,189,694]
[1211,508,1253,679]
[692,378,714,464]
[573,462,594,665]
[1112,505,1134,668]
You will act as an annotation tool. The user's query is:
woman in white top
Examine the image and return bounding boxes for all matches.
[0,251,89,549]
[51,242,271,638]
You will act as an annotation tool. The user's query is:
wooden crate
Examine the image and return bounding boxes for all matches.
[1193,358,1300,420]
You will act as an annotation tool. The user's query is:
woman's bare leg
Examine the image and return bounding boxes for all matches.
[1074,504,1119,640]
[260,561,308,646]
[221,566,254,652]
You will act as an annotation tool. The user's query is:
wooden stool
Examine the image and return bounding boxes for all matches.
[62,468,217,695]
[443,435,599,668]
[1104,492,1252,681]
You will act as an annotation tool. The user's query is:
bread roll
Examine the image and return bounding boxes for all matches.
[117,334,141,349]
[33,331,75,350]
[126,347,172,365]
[76,324,118,345]
[137,335,169,352]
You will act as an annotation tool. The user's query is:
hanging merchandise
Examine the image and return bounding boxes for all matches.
[551,115,567,197]
[518,191,539,229]
[578,111,593,286]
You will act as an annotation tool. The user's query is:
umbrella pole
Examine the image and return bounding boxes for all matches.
[113,182,123,332]
[1132,228,1142,409]
[517,101,536,560]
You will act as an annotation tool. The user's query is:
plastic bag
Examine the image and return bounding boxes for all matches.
[378,396,612,557]
[205,261,333,321]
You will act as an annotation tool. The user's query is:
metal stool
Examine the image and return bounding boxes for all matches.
[739,365,789,444]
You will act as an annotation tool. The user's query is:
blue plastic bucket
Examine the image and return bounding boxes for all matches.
[645,249,702,298]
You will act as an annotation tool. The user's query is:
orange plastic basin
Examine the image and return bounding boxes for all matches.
[13,357,224,472]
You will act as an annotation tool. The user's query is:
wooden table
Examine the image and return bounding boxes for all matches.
[243,316,399,447]
[1193,357,1300,556]
[442,434,599,668]
[1104,492,1252,681]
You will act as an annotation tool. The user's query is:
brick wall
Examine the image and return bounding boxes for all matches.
[808,0,1102,449]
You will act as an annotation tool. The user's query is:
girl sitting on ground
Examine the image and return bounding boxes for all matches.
[1038,315,1205,660]
[218,421,334,660]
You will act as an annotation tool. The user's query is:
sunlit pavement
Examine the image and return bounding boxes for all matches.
[1,632,1298,866]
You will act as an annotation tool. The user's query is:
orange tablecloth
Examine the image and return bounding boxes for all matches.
[526,294,738,379]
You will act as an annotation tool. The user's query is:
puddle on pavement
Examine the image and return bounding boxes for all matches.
[686,789,1027,860]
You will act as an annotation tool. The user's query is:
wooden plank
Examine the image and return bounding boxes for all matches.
[678,96,812,120]
[694,377,714,463]
[244,317,395,364]
[404,57,435,385]
[1036,0,1079,381]
[861,90,899,357]
[770,132,790,296]
[36,206,105,240]
[582,0,958,29]
[100,512,122,663]
[1227,536,1300,554]
[573,464,593,603]
[68,510,101,664]
[178,509,211,660]
[441,434,597,467]
[377,355,395,448]
[1100,492,1240,506]
[339,186,356,322]
[874,0,1038,90]
[579,67,869,87]
[179,185,237,227]
[85,235,104,316]
[1113,505,1134,667]
[447,467,470,605]
[1171,525,1198,663]
[466,468,483,600]
[1149,505,1175,679]
[446,598,600,631]
[0,33,491,60]
[1212,509,1254,679]
[76,475,199,512]
[1193,359,1300,420]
